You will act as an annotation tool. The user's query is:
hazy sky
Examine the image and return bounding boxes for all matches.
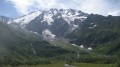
[0,0,120,18]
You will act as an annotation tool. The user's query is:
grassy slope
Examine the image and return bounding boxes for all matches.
[10,63,110,67]
[0,21,71,65]
[68,15,120,55]
[0,21,40,56]
[49,37,90,53]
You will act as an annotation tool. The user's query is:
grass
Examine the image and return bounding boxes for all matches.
[75,63,111,67]
[49,37,87,52]
[9,63,111,67]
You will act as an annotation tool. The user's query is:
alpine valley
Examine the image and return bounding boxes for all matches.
[0,9,120,67]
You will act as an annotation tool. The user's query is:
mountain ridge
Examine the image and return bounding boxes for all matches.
[0,8,120,66]
[4,9,120,55]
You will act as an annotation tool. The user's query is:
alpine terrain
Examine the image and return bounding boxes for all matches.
[0,8,120,67]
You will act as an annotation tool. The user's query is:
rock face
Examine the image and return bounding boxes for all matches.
[5,9,120,55]
[42,29,56,41]
[8,9,88,40]
[1,8,120,55]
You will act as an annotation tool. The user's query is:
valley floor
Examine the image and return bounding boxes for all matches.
[4,63,111,67]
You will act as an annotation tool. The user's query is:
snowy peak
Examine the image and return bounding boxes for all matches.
[11,9,88,26]
[12,10,42,26]
[0,16,12,23]
[8,9,89,40]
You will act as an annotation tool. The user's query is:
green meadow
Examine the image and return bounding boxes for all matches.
[3,63,112,67]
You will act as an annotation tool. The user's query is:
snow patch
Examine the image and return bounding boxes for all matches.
[75,11,80,15]
[42,29,56,41]
[53,10,58,15]
[57,16,61,18]
[79,45,84,48]
[91,23,93,24]
[88,47,92,50]
[7,21,12,24]
[62,14,73,25]
[70,24,78,31]
[62,10,87,25]
[41,13,54,25]
[64,64,69,67]
[72,44,77,46]
[13,11,42,26]
[61,9,87,31]
[30,31,39,35]
[89,25,97,29]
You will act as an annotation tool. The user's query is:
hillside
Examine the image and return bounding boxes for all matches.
[68,14,120,55]
[0,20,70,65]
[0,9,120,66]
[8,9,120,55]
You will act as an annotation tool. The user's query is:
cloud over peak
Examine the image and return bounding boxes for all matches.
[7,0,120,16]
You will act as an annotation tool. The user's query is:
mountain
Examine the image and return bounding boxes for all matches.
[0,16,11,23]
[8,9,120,55]
[7,9,90,51]
[0,19,70,65]
[1,8,120,66]
[68,14,120,55]
[9,9,88,38]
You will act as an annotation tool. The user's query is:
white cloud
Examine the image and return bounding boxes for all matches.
[8,0,67,15]
[73,0,120,16]
[8,0,33,15]
[7,0,120,16]
[107,11,120,16]
[72,0,112,15]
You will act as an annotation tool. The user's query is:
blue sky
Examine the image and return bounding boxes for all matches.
[0,0,18,18]
[0,0,120,18]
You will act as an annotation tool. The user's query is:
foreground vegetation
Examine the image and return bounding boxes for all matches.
[1,63,111,67]
[0,15,120,67]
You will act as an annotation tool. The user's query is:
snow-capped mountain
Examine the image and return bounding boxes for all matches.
[1,8,120,56]
[11,11,42,26]
[0,16,12,23]
[8,9,89,40]
[11,9,88,26]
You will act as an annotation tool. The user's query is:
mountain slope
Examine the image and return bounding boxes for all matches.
[1,9,120,66]
[7,9,91,52]
[9,9,88,37]
[7,9,120,55]
[68,14,120,55]
[0,20,70,65]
